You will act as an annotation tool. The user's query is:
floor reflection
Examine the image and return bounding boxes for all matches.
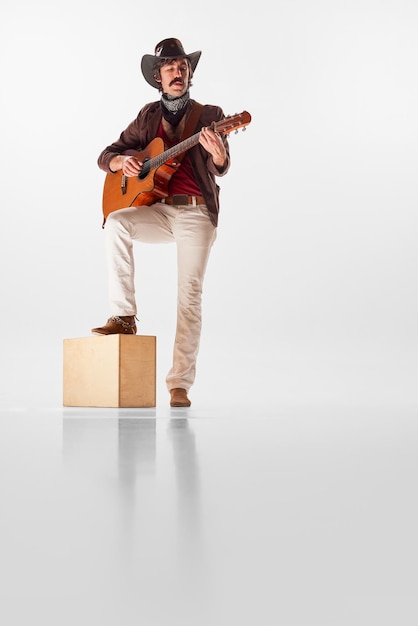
[167,417,201,552]
[118,416,157,485]
[165,417,213,622]
[61,412,211,621]
[2,402,416,624]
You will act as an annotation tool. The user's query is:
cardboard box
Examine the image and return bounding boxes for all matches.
[63,335,156,407]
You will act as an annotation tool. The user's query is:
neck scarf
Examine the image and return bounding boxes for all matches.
[160,91,190,127]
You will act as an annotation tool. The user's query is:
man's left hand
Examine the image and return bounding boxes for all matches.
[199,126,227,168]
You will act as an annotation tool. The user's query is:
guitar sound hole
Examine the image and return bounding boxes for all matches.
[138,158,150,180]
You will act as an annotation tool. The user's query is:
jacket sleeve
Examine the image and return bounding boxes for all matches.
[97,103,158,173]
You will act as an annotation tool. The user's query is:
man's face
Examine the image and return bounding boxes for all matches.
[159,57,190,97]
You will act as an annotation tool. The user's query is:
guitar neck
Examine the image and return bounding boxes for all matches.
[148,131,201,170]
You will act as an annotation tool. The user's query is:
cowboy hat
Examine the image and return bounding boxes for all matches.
[141,38,201,89]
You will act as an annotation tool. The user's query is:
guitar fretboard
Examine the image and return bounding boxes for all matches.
[141,131,201,177]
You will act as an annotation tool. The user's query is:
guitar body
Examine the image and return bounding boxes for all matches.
[102,137,181,219]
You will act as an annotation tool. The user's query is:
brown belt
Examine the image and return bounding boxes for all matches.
[163,195,205,206]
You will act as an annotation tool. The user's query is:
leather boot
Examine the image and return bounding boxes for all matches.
[170,388,191,407]
[91,315,137,335]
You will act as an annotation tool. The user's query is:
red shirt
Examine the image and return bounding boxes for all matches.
[157,122,202,196]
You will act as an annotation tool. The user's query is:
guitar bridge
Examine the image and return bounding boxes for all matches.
[121,174,127,195]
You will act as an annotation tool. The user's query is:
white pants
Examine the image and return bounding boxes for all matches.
[104,202,217,392]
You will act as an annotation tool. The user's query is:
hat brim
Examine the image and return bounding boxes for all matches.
[141,50,201,89]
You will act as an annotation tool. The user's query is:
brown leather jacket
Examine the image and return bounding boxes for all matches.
[97,99,231,227]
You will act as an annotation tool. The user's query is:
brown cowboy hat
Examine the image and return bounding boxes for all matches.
[141,38,201,89]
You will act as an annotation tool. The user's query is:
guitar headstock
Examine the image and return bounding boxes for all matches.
[212,111,252,135]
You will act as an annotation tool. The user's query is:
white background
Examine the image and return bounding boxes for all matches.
[0,0,417,409]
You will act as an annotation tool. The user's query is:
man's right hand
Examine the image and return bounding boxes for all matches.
[109,154,142,176]
[121,156,143,177]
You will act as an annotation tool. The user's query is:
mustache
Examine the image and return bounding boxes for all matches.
[170,78,184,86]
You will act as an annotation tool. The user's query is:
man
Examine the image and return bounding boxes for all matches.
[92,38,230,408]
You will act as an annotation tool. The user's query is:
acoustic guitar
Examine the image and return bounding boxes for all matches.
[102,110,251,221]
